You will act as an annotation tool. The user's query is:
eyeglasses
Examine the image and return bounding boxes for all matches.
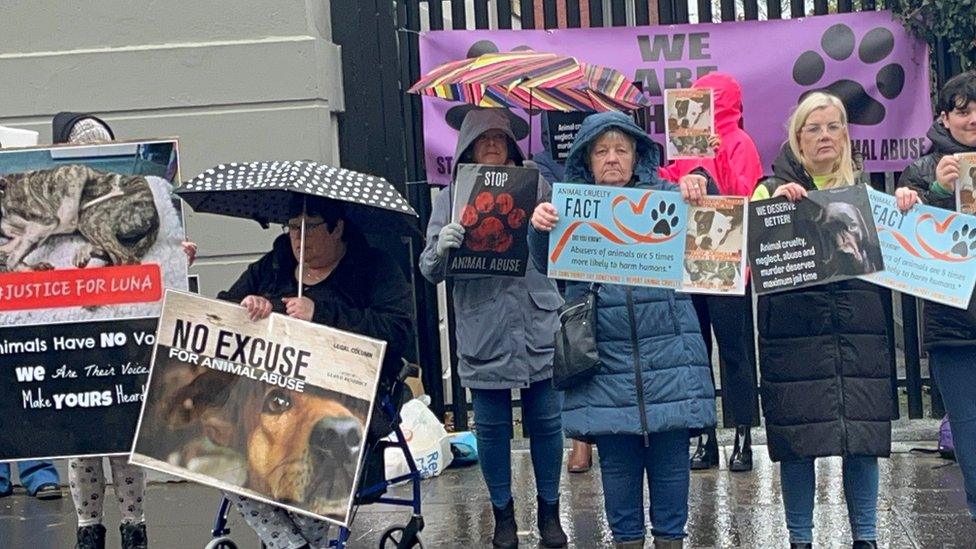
[800,122,846,137]
[281,221,327,234]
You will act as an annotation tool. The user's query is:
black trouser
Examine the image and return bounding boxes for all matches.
[692,283,760,428]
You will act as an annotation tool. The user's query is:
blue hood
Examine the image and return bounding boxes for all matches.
[563,111,661,186]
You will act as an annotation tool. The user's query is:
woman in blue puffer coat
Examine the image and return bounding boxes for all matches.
[529,111,716,548]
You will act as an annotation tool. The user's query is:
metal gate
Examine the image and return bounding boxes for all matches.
[331,0,965,431]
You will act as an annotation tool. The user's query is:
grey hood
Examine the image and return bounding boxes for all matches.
[453,108,525,176]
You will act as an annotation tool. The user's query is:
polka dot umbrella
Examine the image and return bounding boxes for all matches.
[176,160,419,236]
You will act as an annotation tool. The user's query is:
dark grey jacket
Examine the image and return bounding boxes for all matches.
[419,109,562,390]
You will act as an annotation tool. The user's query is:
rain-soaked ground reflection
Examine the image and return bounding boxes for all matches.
[1,441,973,548]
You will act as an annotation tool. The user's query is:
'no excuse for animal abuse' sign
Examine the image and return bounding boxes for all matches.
[547,183,748,294]
[0,139,188,461]
[131,291,385,527]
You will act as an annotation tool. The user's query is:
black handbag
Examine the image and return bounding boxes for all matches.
[552,284,601,390]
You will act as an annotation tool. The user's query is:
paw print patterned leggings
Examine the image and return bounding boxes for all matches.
[231,494,331,549]
[68,456,146,527]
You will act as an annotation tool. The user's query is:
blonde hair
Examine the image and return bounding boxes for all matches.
[787,92,854,188]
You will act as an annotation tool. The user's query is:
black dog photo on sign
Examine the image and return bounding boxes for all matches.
[449,164,539,277]
[803,185,883,278]
[748,184,883,295]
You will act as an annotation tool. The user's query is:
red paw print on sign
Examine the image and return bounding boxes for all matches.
[461,192,526,253]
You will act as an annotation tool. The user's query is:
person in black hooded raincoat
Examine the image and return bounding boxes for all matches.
[750,92,894,549]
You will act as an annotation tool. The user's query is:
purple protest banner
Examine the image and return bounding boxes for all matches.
[418,11,931,185]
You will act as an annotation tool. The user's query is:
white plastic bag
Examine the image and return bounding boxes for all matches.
[384,397,454,481]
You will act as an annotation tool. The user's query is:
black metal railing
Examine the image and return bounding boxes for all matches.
[386,0,963,431]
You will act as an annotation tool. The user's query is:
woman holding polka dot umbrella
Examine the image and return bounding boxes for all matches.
[176,163,418,549]
[179,160,419,294]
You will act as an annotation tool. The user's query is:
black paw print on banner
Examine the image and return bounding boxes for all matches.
[792,24,905,126]
[650,201,680,236]
[950,224,976,257]
[444,40,538,140]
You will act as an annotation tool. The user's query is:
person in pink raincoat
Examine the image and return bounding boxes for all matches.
[659,72,763,472]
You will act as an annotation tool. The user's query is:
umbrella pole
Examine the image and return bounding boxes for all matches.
[297,196,306,299]
[528,88,534,157]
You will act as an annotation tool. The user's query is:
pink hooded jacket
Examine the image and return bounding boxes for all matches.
[658,72,763,197]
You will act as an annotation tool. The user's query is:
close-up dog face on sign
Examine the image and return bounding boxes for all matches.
[817,201,878,275]
[671,98,707,130]
[165,370,369,516]
[689,209,741,252]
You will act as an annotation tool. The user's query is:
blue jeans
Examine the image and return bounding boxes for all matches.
[780,456,879,543]
[0,460,60,495]
[470,378,563,508]
[930,345,976,520]
[594,430,690,542]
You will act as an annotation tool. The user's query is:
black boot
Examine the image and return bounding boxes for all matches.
[690,430,719,470]
[491,499,518,548]
[537,496,567,548]
[75,524,106,549]
[120,522,147,549]
[729,426,753,472]
[852,541,877,548]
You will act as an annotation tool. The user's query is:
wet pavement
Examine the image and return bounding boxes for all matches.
[1,437,973,548]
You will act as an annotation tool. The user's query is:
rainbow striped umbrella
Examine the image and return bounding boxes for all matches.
[408,50,650,112]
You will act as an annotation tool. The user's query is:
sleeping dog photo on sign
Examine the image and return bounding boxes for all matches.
[0,164,159,272]
[664,88,715,159]
[0,140,188,326]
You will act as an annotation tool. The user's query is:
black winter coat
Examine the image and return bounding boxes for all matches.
[757,146,893,462]
[897,122,976,350]
[218,233,415,390]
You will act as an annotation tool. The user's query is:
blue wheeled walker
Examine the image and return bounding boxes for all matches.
[205,362,425,549]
